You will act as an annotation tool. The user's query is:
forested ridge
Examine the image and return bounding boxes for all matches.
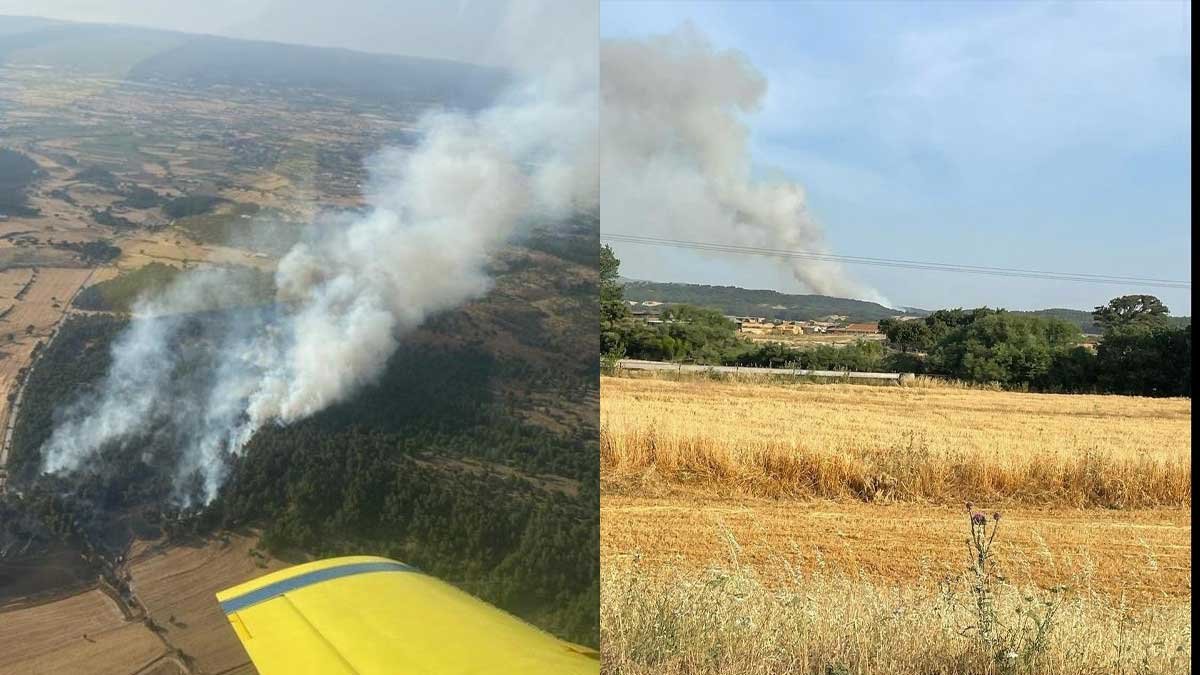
[9,232,599,645]
[620,279,917,322]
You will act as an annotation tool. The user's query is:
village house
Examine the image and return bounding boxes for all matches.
[729,316,805,336]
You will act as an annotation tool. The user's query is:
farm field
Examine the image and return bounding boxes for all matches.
[744,331,888,347]
[0,266,93,476]
[0,533,286,675]
[0,267,94,340]
[125,532,290,675]
[0,589,166,675]
[601,375,1190,507]
[601,496,1190,603]
[599,375,1192,674]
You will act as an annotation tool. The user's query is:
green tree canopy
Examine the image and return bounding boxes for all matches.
[1092,295,1170,333]
[878,318,934,352]
[600,245,630,356]
[926,312,1082,386]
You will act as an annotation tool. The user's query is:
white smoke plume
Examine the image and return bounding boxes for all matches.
[602,25,888,306]
[40,1,597,504]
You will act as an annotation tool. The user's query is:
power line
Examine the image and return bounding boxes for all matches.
[601,233,1190,289]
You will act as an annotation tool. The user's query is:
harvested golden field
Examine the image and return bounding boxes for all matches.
[126,532,290,675]
[602,497,1193,675]
[111,233,276,273]
[0,589,166,675]
[0,267,94,459]
[601,495,1190,604]
[600,376,1191,674]
[0,534,283,675]
[600,376,1191,508]
[0,268,94,339]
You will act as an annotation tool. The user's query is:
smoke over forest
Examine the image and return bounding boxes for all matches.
[39,1,599,504]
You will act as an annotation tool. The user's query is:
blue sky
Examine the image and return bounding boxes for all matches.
[602,0,1191,314]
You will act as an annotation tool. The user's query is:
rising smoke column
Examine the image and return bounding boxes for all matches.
[41,1,597,504]
[602,25,887,305]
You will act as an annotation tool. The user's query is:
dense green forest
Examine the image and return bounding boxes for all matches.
[13,232,599,645]
[72,263,182,312]
[46,239,121,264]
[604,248,907,371]
[603,246,1191,397]
[11,311,598,644]
[0,147,40,216]
[606,300,903,372]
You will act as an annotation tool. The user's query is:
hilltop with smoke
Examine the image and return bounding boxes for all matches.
[30,4,597,505]
[601,25,887,306]
[1,1,599,646]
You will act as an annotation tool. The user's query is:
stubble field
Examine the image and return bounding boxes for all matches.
[599,374,1192,674]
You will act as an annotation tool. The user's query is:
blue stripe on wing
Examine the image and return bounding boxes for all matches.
[220,561,418,614]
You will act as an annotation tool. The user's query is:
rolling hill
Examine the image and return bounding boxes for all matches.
[620,279,1190,333]
[0,15,508,109]
[618,279,924,322]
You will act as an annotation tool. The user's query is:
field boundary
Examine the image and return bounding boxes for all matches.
[615,358,909,381]
[0,265,97,492]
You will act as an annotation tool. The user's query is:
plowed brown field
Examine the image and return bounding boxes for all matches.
[0,590,165,675]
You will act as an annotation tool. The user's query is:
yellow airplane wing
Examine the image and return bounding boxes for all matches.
[216,555,599,674]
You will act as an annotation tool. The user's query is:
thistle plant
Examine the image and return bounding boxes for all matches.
[961,502,1064,672]
[965,502,1002,650]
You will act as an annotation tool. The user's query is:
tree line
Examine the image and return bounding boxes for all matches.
[0,147,41,216]
[878,295,1189,396]
[603,245,1189,396]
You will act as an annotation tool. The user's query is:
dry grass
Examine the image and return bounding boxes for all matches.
[601,552,1191,675]
[600,376,1191,508]
[600,375,1191,673]
[601,496,1191,605]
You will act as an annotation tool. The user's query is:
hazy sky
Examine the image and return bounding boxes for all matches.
[1,1,1190,313]
[602,1,1191,313]
[0,0,543,67]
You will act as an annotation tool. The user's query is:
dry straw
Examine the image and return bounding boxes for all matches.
[600,376,1191,508]
[601,516,1191,675]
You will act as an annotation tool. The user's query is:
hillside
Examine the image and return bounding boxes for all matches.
[619,279,923,322]
[621,280,1191,333]
[0,15,507,109]
[5,222,599,646]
